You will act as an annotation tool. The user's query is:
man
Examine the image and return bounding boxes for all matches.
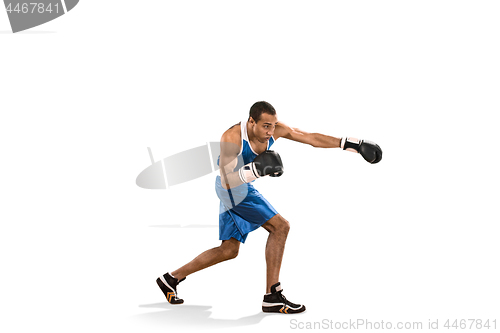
[157,101,382,314]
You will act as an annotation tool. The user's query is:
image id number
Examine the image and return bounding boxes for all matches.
[444,319,497,330]
[6,2,60,14]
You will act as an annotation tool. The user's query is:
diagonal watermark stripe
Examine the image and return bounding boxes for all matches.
[137,143,250,212]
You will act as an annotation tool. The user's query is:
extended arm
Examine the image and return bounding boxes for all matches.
[278,125,342,148]
[275,122,341,148]
[275,122,382,164]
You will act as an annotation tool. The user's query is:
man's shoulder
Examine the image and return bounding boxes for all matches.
[221,122,241,144]
[274,121,292,140]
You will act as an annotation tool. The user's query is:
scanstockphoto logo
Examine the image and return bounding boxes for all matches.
[3,0,79,33]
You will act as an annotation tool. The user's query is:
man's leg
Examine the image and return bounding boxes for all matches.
[157,238,240,304]
[260,214,305,313]
[261,214,290,293]
[171,237,240,280]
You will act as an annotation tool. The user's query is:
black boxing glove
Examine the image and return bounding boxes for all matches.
[238,150,284,183]
[341,137,382,164]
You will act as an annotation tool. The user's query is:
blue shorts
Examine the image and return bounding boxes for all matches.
[215,176,278,243]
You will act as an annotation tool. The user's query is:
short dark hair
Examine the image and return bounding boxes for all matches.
[249,101,276,123]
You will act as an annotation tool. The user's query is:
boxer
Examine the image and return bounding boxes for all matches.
[157,101,382,314]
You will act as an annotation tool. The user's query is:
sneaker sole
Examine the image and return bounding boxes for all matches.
[262,303,306,314]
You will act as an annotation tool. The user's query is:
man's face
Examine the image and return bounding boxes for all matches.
[250,113,278,143]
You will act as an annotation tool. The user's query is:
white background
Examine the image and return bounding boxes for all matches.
[1,1,499,332]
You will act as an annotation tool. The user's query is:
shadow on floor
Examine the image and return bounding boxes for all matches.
[134,302,270,329]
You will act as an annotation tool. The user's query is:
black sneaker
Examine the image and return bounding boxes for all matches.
[262,282,306,314]
[156,273,186,304]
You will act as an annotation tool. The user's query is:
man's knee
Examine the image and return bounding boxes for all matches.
[220,239,240,260]
[264,214,290,235]
[280,217,290,235]
[223,247,239,260]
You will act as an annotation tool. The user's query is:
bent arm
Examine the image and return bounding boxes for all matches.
[219,136,245,190]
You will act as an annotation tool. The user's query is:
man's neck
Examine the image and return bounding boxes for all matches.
[246,121,261,145]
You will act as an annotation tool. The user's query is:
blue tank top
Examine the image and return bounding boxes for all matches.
[218,118,275,170]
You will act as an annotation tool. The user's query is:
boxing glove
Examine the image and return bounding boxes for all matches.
[238,150,284,183]
[341,137,382,164]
